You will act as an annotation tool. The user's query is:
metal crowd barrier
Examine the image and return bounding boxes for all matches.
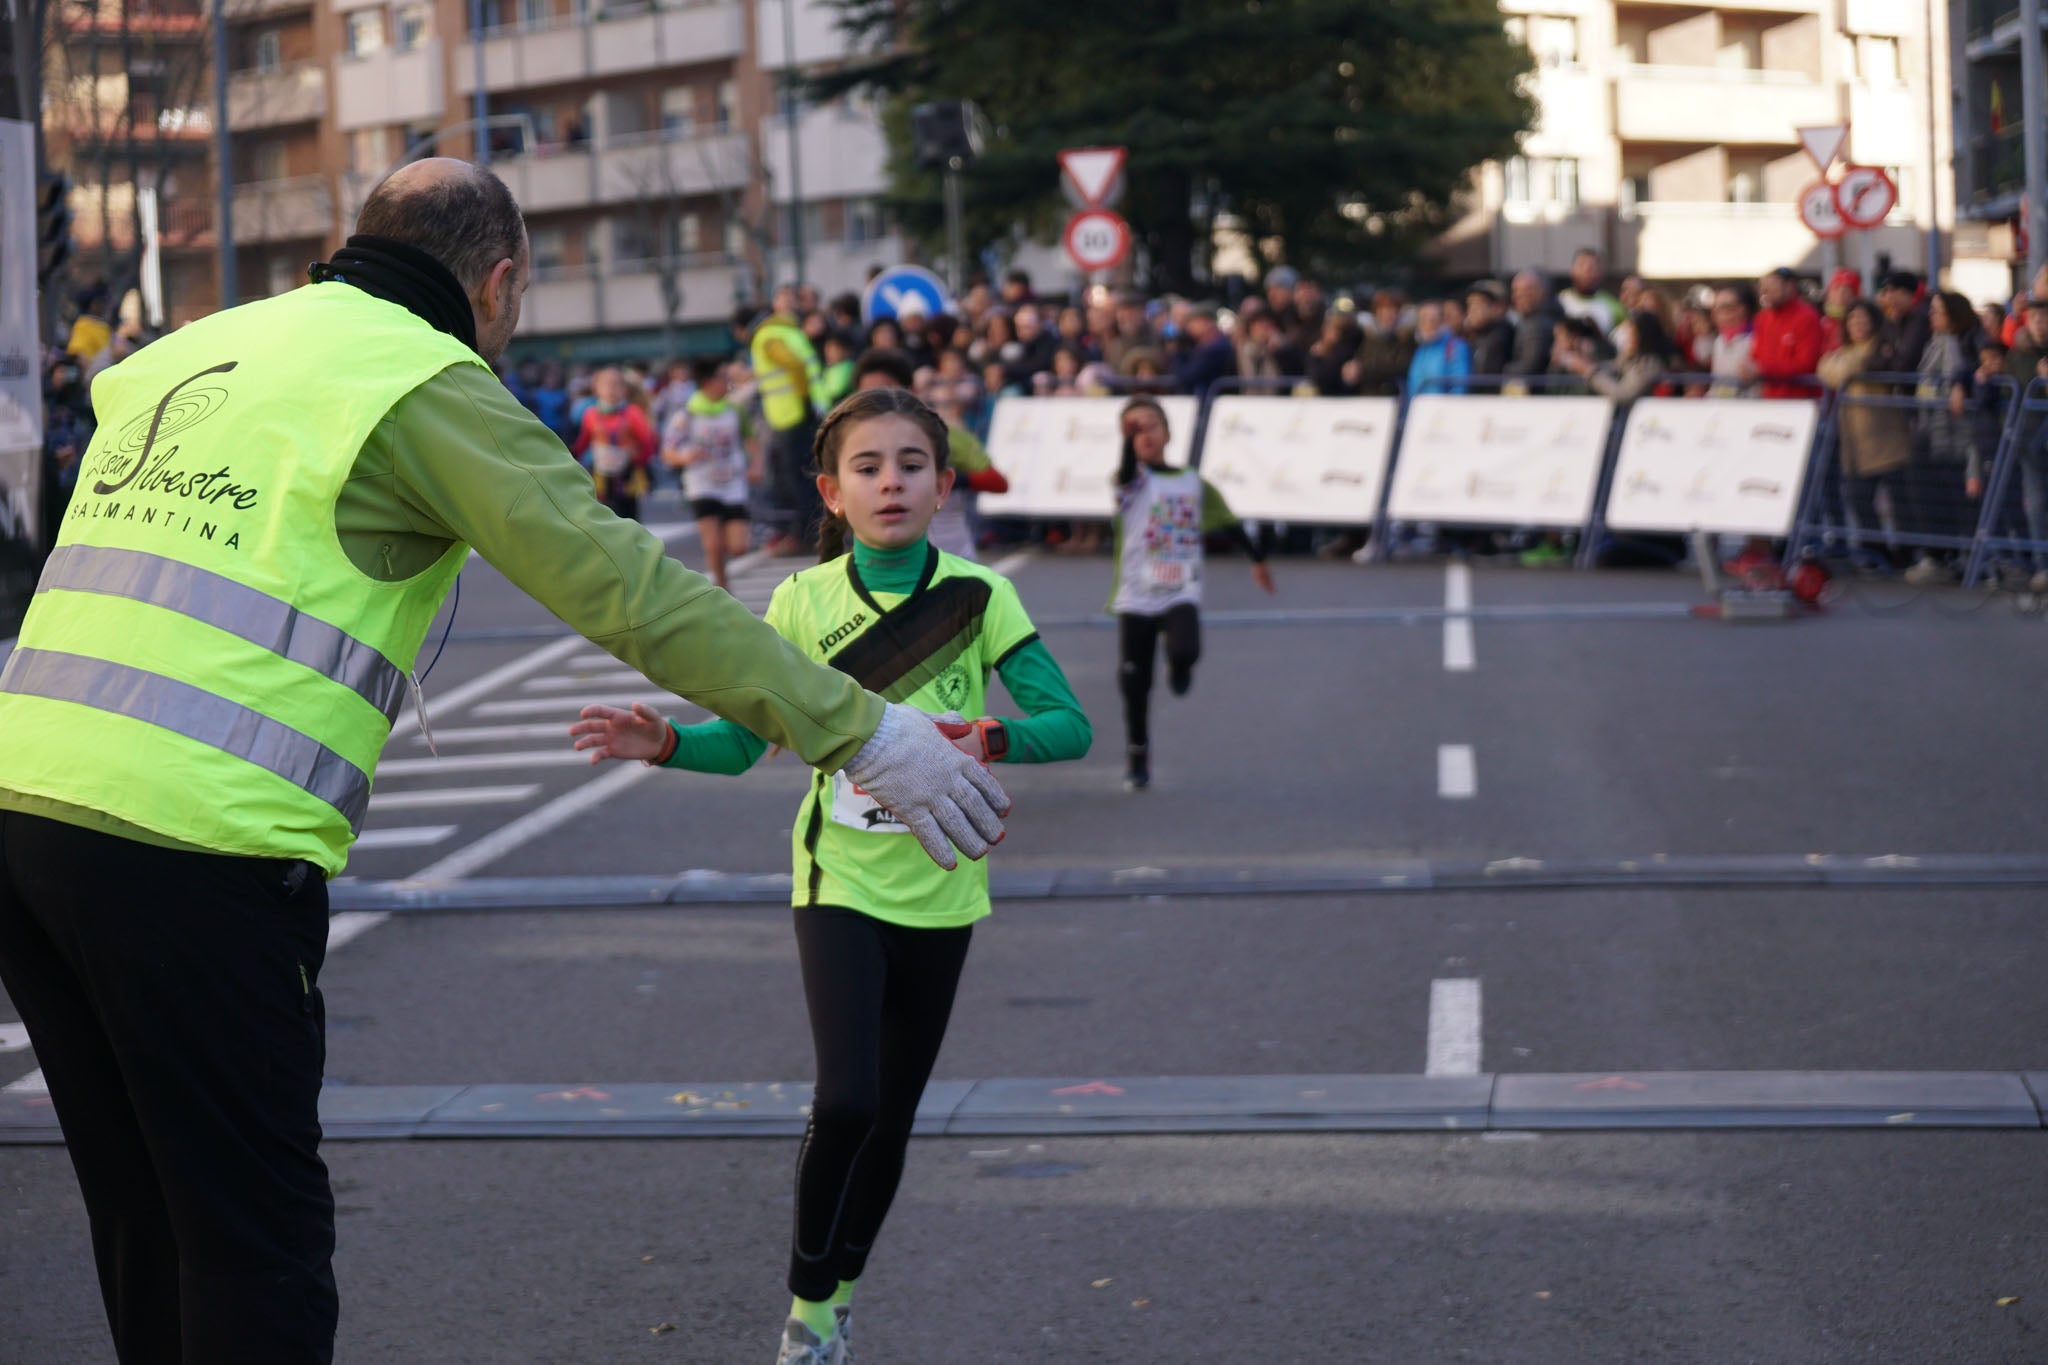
[1794,371,2018,584]
[1964,375,2048,588]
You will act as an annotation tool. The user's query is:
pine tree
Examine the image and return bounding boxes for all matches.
[814,0,1536,291]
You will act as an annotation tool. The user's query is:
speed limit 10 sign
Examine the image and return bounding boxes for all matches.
[1064,209,1131,273]
[1798,180,1846,239]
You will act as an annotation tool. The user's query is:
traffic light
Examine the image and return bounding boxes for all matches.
[37,171,72,284]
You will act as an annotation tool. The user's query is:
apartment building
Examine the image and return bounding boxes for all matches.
[1949,0,2039,295]
[1441,0,1954,286]
[44,0,902,355]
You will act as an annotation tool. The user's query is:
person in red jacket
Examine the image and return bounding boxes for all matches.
[571,365,657,520]
[1745,268,1827,399]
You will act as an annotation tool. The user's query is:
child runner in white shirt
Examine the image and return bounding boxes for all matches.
[1110,395,1274,790]
[662,356,754,590]
[570,386,1091,1365]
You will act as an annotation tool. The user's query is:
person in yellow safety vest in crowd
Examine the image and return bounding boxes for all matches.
[741,287,825,554]
[0,158,1007,1365]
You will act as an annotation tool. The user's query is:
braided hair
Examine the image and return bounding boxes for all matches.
[811,386,954,562]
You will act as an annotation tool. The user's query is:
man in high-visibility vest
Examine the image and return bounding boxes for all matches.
[0,159,1007,1365]
[742,296,824,552]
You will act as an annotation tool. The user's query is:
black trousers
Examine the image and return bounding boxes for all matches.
[0,811,337,1365]
[771,416,823,545]
[788,905,972,1301]
[1117,604,1202,750]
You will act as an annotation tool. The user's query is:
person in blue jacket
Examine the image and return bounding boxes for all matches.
[1405,298,1471,396]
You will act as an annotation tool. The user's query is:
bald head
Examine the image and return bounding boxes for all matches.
[355,157,526,292]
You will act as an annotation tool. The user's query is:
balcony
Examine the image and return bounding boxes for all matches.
[761,106,888,203]
[596,129,751,202]
[221,0,314,18]
[231,176,332,245]
[514,256,742,335]
[1612,65,1840,146]
[62,4,204,38]
[227,61,326,130]
[455,0,743,96]
[1965,0,2023,50]
[1965,127,2025,216]
[764,238,908,301]
[1621,201,1914,278]
[333,41,444,132]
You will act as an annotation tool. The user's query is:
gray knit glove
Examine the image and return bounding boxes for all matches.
[843,702,1011,869]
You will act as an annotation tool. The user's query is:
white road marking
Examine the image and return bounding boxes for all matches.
[990,548,1036,577]
[419,635,586,717]
[405,761,658,881]
[1443,562,1474,672]
[1425,978,1483,1076]
[410,721,591,746]
[1438,744,1476,799]
[353,825,456,850]
[1444,561,1473,613]
[4,1068,47,1095]
[325,911,390,951]
[564,652,626,671]
[1443,617,1475,672]
[0,1023,30,1053]
[520,671,652,693]
[376,749,592,777]
[369,784,540,810]
[471,694,683,719]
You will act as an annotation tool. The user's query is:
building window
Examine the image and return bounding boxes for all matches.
[1503,155,1532,206]
[253,29,282,72]
[846,198,884,244]
[519,0,550,28]
[403,120,438,161]
[253,139,287,182]
[716,79,739,131]
[1728,170,1760,204]
[349,128,386,174]
[725,218,748,257]
[267,254,299,297]
[394,3,432,51]
[660,87,695,138]
[529,225,568,273]
[1552,158,1579,210]
[1504,14,1577,69]
[675,212,702,255]
[345,10,384,57]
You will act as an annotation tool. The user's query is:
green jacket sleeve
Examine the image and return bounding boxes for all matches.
[1198,476,1240,533]
[992,638,1092,764]
[373,365,883,769]
[659,718,769,775]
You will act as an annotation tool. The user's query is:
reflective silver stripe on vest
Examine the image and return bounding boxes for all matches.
[37,543,407,722]
[0,647,372,830]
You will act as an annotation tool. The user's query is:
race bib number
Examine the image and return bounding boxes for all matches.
[830,771,913,836]
[591,440,632,476]
[1145,558,1191,591]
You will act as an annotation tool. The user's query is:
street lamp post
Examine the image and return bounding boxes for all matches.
[780,0,804,292]
[213,0,236,307]
[470,0,489,166]
[2023,0,2048,282]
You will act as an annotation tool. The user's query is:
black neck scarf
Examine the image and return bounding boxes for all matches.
[307,235,479,353]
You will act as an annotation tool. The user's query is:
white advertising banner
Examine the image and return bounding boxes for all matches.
[1197,396,1399,524]
[1603,398,1819,537]
[1385,394,1615,529]
[0,118,40,454]
[978,395,1199,519]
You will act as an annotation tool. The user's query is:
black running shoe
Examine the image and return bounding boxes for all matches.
[1123,745,1150,791]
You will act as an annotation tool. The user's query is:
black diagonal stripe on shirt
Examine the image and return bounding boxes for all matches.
[825,574,993,701]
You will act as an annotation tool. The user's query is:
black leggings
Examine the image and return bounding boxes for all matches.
[1117,604,1202,750]
[789,906,972,1301]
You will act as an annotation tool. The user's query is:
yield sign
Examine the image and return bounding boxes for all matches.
[1797,123,1849,173]
[1059,146,1127,208]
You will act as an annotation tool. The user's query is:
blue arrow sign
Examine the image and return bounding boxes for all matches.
[861,265,952,327]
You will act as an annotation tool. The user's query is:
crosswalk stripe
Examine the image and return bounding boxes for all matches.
[376,749,592,776]
[370,784,540,810]
[0,1023,29,1054]
[353,825,457,850]
[409,722,588,746]
[3,1067,46,1095]
[471,694,698,719]
[520,672,651,693]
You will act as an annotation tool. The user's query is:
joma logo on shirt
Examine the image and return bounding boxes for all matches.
[818,612,866,652]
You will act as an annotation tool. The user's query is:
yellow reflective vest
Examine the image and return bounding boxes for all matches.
[749,315,822,431]
[0,283,486,875]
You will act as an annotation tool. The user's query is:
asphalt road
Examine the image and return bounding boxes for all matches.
[5,506,2047,1363]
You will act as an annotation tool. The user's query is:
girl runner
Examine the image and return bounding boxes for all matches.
[1111,395,1274,790]
[569,386,1091,1364]
[661,355,755,591]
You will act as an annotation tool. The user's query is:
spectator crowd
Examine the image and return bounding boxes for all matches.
[27,249,2048,587]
